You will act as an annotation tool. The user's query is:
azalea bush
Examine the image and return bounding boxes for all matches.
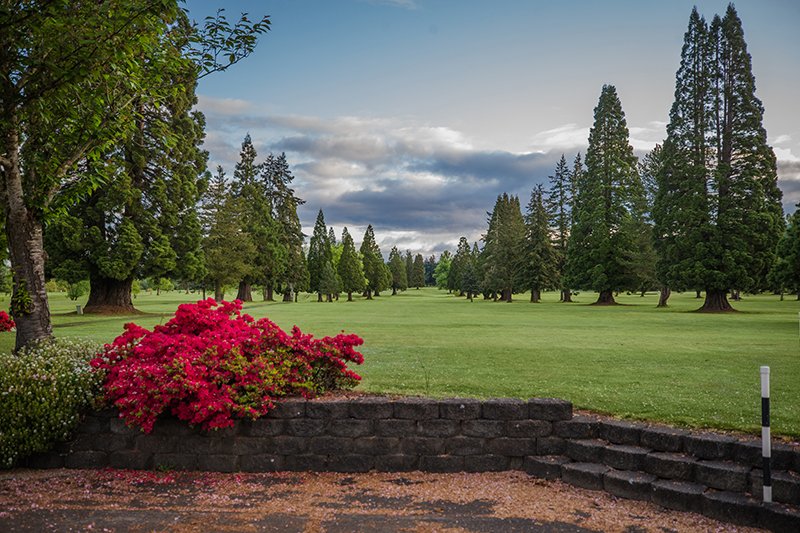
[1,338,103,468]
[0,310,14,332]
[91,299,364,433]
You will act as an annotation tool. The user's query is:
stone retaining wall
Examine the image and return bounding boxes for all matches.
[25,397,800,532]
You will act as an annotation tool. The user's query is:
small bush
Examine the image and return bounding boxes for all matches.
[0,338,103,468]
[67,280,89,301]
[92,299,364,433]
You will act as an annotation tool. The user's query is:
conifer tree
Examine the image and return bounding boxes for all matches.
[388,246,408,295]
[275,194,308,302]
[308,210,333,302]
[768,209,800,300]
[318,260,340,302]
[653,5,784,311]
[405,250,414,289]
[412,254,425,289]
[546,155,573,301]
[337,227,365,301]
[519,185,558,302]
[565,85,644,305]
[424,255,437,286]
[482,194,525,301]
[449,237,472,296]
[360,225,385,299]
[434,251,452,290]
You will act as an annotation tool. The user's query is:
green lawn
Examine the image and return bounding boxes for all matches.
[2,288,799,437]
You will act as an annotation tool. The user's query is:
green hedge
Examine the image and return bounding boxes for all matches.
[0,338,103,468]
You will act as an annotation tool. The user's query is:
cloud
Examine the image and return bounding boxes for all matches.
[772,134,792,146]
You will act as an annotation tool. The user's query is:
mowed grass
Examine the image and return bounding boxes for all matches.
[2,288,798,437]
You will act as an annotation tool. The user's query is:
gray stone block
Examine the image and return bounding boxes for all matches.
[326,454,374,473]
[285,418,327,437]
[644,452,695,481]
[523,455,569,480]
[25,453,64,469]
[464,455,509,472]
[565,439,605,463]
[599,420,645,445]
[773,444,800,472]
[486,437,536,457]
[109,450,150,470]
[243,419,285,437]
[419,455,464,472]
[197,454,238,473]
[604,470,656,501]
[232,437,267,455]
[328,418,373,438]
[268,435,308,455]
[149,417,192,436]
[374,454,418,472]
[439,398,481,419]
[760,502,800,533]
[351,437,400,456]
[445,436,485,456]
[348,397,393,419]
[80,415,110,434]
[95,433,136,453]
[309,436,352,455]
[417,419,459,437]
[561,462,609,491]
[749,469,800,506]
[650,479,705,513]
[733,440,762,467]
[603,444,649,471]
[110,417,140,436]
[64,450,108,469]
[135,434,179,454]
[527,398,572,421]
[306,400,350,419]
[640,426,688,452]
[239,454,284,472]
[400,437,445,456]
[482,398,527,420]
[684,433,736,460]
[536,437,566,455]
[702,490,761,528]
[392,398,439,419]
[266,399,307,418]
[68,433,95,452]
[375,419,417,437]
[283,454,327,471]
[462,420,506,438]
[152,453,197,471]
[506,420,551,438]
[695,460,749,492]
[553,416,598,439]
[178,434,235,455]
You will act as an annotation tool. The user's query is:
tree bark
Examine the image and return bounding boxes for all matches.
[657,286,671,308]
[730,290,741,301]
[561,288,573,302]
[84,275,136,314]
[346,291,353,302]
[317,292,323,302]
[502,288,512,302]
[365,289,373,300]
[263,286,275,301]
[530,289,540,303]
[697,289,736,312]
[392,287,397,296]
[214,281,224,302]
[594,289,616,305]
[326,293,333,302]
[695,290,702,299]
[236,281,252,302]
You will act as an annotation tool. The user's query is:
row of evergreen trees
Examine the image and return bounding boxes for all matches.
[434,5,793,311]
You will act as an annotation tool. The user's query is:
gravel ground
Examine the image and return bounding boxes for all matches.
[0,469,765,532]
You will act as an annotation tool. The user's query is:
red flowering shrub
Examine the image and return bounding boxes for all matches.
[0,311,15,332]
[91,299,363,433]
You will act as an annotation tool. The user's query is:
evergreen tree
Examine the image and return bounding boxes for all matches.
[307,210,333,302]
[482,194,525,301]
[653,6,784,311]
[768,209,800,300]
[449,237,472,296]
[337,227,365,301]
[388,246,408,295]
[318,260,340,302]
[461,260,480,302]
[424,255,437,286]
[639,145,670,306]
[412,254,425,289]
[565,85,645,304]
[546,155,573,301]
[405,250,414,289]
[434,251,452,290]
[519,185,558,302]
[360,225,385,299]
[269,163,307,302]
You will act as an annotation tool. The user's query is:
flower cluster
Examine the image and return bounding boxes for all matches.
[0,311,15,332]
[91,299,364,433]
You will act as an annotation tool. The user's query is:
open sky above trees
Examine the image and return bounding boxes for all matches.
[185,0,800,256]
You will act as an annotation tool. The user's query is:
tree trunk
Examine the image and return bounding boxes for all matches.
[347,291,353,302]
[695,290,702,299]
[365,289,373,300]
[236,281,252,302]
[502,288,512,302]
[374,290,381,297]
[214,282,224,302]
[730,290,741,301]
[561,288,573,302]
[282,289,292,302]
[326,293,333,302]
[657,286,671,308]
[317,292,323,302]
[779,291,784,301]
[640,289,646,297]
[263,286,275,302]
[84,275,136,314]
[392,287,397,296]
[530,289,540,303]
[594,289,616,305]
[698,289,736,312]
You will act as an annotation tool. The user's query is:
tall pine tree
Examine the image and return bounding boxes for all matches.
[519,185,558,302]
[338,227,365,301]
[388,246,408,295]
[307,210,333,302]
[482,194,525,301]
[565,85,645,304]
[545,154,574,302]
[360,225,386,299]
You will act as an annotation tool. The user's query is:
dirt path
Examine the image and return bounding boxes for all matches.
[0,469,763,532]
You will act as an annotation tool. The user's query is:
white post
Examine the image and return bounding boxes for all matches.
[760,366,772,503]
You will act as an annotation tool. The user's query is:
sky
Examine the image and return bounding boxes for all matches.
[185,0,800,257]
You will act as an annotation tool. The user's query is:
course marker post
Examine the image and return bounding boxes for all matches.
[760,365,772,503]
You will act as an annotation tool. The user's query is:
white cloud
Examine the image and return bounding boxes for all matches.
[196,95,252,116]
[772,134,792,145]
[529,124,588,152]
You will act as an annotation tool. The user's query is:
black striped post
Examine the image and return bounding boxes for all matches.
[761,365,772,503]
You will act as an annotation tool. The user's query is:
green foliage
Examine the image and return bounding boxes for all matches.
[0,338,103,468]
[434,250,451,290]
[10,280,33,317]
[482,194,525,299]
[388,246,408,294]
[67,281,90,301]
[318,261,341,299]
[411,254,425,289]
[518,185,558,297]
[337,228,365,298]
[360,225,387,297]
[769,209,800,295]
[565,85,644,302]
[308,210,333,296]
